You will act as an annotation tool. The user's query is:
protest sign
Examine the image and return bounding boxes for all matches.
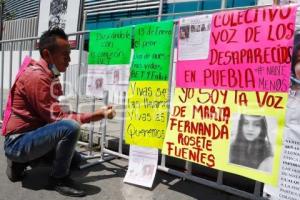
[87,27,132,104]
[162,88,287,185]
[125,81,169,148]
[178,15,212,60]
[86,66,130,101]
[177,6,296,93]
[88,27,132,65]
[263,81,300,198]
[125,21,174,148]
[163,6,297,185]
[124,145,158,188]
[130,21,173,81]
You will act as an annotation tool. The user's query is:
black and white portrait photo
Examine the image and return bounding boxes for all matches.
[229,114,277,172]
[49,0,68,29]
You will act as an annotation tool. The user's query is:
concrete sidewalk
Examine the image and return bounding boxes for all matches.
[0,136,250,200]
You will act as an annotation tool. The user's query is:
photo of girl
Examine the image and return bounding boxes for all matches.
[229,114,274,172]
[290,43,300,88]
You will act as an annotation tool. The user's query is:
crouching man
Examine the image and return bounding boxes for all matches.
[2,27,116,197]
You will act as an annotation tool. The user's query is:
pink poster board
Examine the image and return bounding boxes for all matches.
[176,6,296,92]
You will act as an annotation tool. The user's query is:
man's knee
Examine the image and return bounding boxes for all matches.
[60,120,81,139]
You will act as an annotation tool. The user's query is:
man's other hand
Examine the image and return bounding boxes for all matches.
[91,105,116,121]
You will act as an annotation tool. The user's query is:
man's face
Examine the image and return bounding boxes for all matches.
[52,38,71,72]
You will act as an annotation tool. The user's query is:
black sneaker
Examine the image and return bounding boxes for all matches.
[6,158,28,182]
[48,176,86,197]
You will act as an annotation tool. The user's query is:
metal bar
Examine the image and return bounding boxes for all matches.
[102,146,264,200]
[160,21,176,168]
[80,154,101,160]
[9,42,13,89]
[157,165,264,200]
[0,1,288,45]
[19,41,23,69]
[161,154,166,167]
[117,3,281,22]
[217,171,223,184]
[103,90,109,147]
[185,162,192,175]
[29,39,33,57]
[75,33,83,112]
[0,46,4,120]
[118,91,126,154]
[197,0,201,11]
[254,181,263,197]
[77,141,89,146]
[100,91,109,158]
[75,11,87,112]
[157,0,163,22]
[0,31,89,44]
[221,0,227,9]
[88,96,96,156]
[104,148,129,159]
[79,154,115,169]
[63,70,67,93]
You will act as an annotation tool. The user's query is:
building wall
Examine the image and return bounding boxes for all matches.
[85,0,259,30]
[2,0,261,30]
[4,0,39,20]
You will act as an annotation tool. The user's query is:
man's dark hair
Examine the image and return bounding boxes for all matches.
[39,27,68,58]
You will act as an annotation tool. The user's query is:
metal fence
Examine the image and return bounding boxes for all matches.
[2,17,38,51]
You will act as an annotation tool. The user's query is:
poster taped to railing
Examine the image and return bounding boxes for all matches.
[162,5,297,185]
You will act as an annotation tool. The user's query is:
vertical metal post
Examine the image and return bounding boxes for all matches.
[158,0,164,22]
[0,41,4,119]
[161,22,176,168]
[197,0,201,11]
[18,41,22,69]
[221,0,227,9]
[63,69,67,93]
[185,162,192,176]
[254,181,263,197]
[217,171,223,184]
[100,90,109,158]
[103,90,108,147]
[75,11,87,112]
[88,96,96,156]
[29,39,33,57]
[9,41,13,89]
[0,1,4,50]
[118,91,126,154]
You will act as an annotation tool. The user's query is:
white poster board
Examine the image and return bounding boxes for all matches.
[37,0,82,48]
[264,92,300,199]
[86,65,130,104]
[124,145,158,188]
[178,14,212,61]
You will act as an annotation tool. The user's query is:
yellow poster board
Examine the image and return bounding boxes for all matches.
[162,88,287,186]
[125,81,169,149]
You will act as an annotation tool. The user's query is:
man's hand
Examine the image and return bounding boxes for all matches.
[91,105,116,121]
[105,105,116,119]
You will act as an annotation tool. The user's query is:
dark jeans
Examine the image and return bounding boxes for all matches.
[4,120,81,178]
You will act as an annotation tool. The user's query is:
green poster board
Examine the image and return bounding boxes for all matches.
[88,26,132,65]
[130,21,174,81]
